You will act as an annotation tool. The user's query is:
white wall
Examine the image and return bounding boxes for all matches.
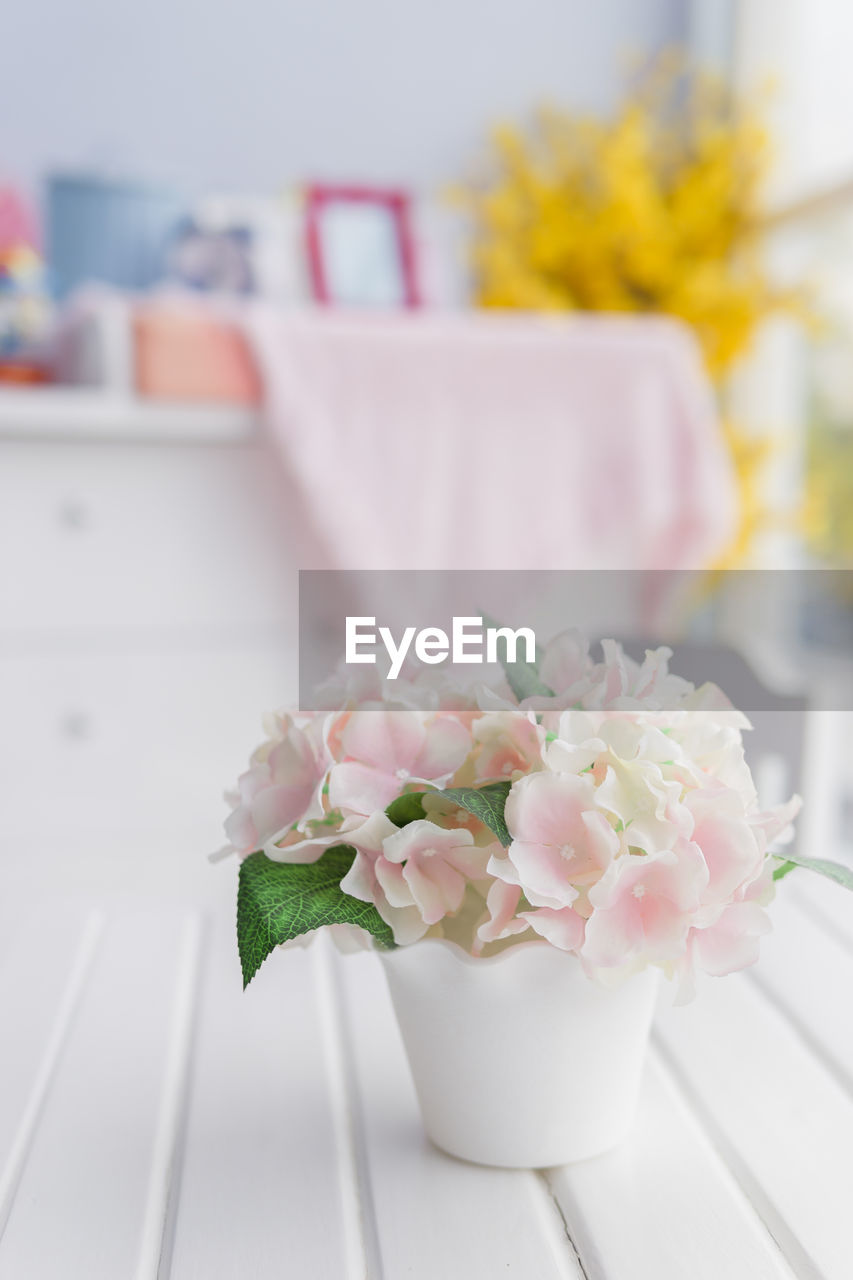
[4,0,683,198]
[734,0,853,208]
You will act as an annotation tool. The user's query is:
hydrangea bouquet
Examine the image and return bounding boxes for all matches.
[218,630,853,1003]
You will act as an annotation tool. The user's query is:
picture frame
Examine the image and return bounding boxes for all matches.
[304,184,420,308]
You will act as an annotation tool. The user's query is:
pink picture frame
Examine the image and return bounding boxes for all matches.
[304,184,420,308]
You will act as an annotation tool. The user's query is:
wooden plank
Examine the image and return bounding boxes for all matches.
[748,881,853,1092]
[135,915,203,1280]
[336,946,583,1280]
[168,919,351,1280]
[0,906,103,1237]
[655,965,853,1280]
[548,1053,796,1280]
[0,909,198,1280]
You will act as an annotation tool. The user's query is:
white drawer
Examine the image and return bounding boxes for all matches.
[0,439,303,635]
[0,645,297,843]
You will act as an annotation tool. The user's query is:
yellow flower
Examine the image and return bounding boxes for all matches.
[462,56,801,565]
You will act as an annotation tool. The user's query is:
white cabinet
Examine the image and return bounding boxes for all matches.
[0,438,297,635]
[0,407,300,886]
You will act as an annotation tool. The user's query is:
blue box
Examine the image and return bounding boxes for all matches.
[46,172,185,298]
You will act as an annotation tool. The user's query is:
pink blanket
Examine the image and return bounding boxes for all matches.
[245,307,736,573]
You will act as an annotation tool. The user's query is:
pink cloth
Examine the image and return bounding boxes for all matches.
[244,307,737,572]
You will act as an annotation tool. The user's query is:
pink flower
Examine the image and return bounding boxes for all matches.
[477,880,531,946]
[594,748,693,855]
[501,770,620,907]
[327,709,471,817]
[262,822,345,864]
[663,713,756,802]
[750,795,802,852]
[484,629,591,716]
[539,628,591,695]
[689,901,773,978]
[220,627,802,991]
[476,866,586,953]
[341,817,492,944]
[740,856,775,905]
[584,641,696,710]
[473,710,543,781]
[223,714,327,857]
[337,813,430,945]
[685,789,764,905]
[582,843,709,970]
[523,905,586,951]
[263,804,400,865]
[381,820,491,921]
[674,899,774,1000]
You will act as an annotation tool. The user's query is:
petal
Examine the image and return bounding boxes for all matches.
[750,795,802,849]
[411,715,472,780]
[375,857,416,909]
[251,783,315,845]
[477,880,528,943]
[237,763,271,803]
[595,758,692,854]
[404,858,466,924]
[340,851,379,904]
[597,639,631,703]
[473,711,542,781]
[582,896,645,968]
[445,842,493,880]
[342,810,399,856]
[506,840,579,908]
[584,845,705,967]
[504,770,597,844]
[224,805,258,855]
[263,829,340,863]
[690,808,763,904]
[522,906,586,952]
[267,731,316,787]
[544,736,604,775]
[579,810,621,875]
[643,840,709,911]
[382,819,474,865]
[341,710,425,774]
[539,628,590,693]
[487,851,522,887]
[690,901,772,977]
[377,900,431,946]
[328,762,400,816]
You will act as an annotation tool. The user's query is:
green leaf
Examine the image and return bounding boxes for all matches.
[772,860,798,883]
[486,620,553,702]
[385,790,428,827]
[773,851,853,892]
[441,782,513,846]
[237,845,396,988]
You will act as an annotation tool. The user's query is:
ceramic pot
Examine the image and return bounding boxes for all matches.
[379,938,659,1169]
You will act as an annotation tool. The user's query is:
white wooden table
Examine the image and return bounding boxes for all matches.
[1,867,851,1280]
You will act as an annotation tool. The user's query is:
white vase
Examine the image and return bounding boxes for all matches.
[379,938,660,1169]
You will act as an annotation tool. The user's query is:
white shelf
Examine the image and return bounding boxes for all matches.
[0,387,259,443]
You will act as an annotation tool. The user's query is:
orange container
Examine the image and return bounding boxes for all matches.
[133,305,262,404]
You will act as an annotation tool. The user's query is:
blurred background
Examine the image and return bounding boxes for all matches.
[1,0,852,919]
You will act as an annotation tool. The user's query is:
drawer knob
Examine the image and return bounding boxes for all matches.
[60,711,92,741]
[58,501,89,531]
